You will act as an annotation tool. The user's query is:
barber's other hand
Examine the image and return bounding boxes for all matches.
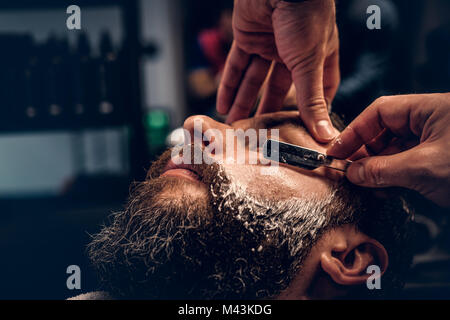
[327,93,450,208]
[217,0,340,142]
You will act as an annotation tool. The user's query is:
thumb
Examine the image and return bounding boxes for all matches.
[292,64,338,142]
[345,149,421,189]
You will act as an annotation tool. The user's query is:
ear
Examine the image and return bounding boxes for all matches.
[320,225,388,286]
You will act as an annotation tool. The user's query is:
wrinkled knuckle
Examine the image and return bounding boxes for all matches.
[221,82,236,94]
[365,160,387,186]
[302,98,328,114]
[289,50,321,74]
[373,96,390,108]
[236,40,256,55]
[233,32,248,49]
[317,45,328,57]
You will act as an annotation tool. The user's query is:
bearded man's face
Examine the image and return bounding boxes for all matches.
[88,112,407,299]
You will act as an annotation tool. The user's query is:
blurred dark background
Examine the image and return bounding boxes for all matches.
[0,0,448,299]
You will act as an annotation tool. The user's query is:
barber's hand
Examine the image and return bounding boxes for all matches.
[217,0,340,142]
[327,93,450,208]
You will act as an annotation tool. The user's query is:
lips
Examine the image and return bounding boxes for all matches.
[161,159,202,182]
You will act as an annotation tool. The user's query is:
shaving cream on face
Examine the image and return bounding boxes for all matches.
[209,164,335,257]
[221,162,331,203]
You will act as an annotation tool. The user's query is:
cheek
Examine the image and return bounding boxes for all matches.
[223,164,331,201]
[270,168,332,200]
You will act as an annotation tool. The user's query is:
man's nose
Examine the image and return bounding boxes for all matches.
[183,115,229,148]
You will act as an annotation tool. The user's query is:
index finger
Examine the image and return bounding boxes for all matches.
[326,95,423,159]
[217,42,250,115]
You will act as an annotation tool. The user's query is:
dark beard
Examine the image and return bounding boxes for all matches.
[88,149,358,299]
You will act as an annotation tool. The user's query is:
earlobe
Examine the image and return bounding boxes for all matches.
[320,227,389,286]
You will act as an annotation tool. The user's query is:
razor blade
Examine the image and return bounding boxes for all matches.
[263,139,352,172]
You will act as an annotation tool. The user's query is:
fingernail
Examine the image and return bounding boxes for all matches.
[315,120,337,141]
[347,163,365,184]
